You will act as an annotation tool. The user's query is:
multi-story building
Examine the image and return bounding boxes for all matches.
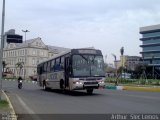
[3,37,69,79]
[114,55,142,71]
[140,24,160,67]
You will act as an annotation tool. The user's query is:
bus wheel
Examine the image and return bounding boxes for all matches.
[87,89,93,94]
[60,79,64,90]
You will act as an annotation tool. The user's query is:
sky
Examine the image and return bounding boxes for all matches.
[0,0,160,63]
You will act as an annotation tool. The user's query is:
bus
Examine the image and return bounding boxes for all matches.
[37,48,105,94]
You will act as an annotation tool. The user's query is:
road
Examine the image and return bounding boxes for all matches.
[2,80,160,120]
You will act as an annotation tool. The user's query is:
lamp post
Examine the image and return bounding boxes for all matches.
[22,30,29,80]
[0,0,5,100]
[22,30,29,42]
[112,54,117,77]
[152,55,154,79]
[120,47,124,79]
[105,54,107,63]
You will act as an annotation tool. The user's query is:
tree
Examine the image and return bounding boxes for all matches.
[15,62,24,77]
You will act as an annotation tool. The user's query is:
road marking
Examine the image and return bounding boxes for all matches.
[107,92,160,101]
[123,94,160,101]
[16,94,42,120]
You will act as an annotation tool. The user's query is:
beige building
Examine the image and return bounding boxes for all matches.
[3,37,69,79]
[114,55,142,71]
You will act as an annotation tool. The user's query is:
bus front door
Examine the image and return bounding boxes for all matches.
[64,57,70,87]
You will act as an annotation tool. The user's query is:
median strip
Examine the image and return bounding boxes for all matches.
[105,85,160,92]
[123,86,160,92]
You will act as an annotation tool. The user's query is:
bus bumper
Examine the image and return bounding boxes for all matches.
[72,82,105,90]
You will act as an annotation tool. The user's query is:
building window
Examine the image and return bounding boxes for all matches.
[41,51,44,56]
[22,50,24,55]
[33,50,36,55]
[32,58,36,65]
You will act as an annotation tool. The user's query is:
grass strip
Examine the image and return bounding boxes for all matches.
[0,100,9,108]
[123,86,160,92]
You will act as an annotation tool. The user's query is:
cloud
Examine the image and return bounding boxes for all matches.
[1,0,160,63]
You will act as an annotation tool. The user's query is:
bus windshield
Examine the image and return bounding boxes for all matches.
[72,55,105,77]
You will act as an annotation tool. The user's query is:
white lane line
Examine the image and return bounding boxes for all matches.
[16,94,34,114]
[107,92,160,101]
[16,94,42,120]
[123,94,160,101]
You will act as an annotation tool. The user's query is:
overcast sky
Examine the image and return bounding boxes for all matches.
[1,0,160,63]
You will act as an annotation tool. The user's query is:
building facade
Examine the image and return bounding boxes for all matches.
[140,24,160,67]
[114,55,142,71]
[3,37,69,79]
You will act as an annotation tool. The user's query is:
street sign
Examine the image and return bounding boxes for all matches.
[6,34,23,43]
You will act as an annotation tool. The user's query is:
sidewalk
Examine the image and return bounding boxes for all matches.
[0,90,17,120]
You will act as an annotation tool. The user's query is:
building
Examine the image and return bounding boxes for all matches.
[123,56,142,71]
[3,37,69,79]
[4,29,23,48]
[140,24,160,67]
[114,55,142,71]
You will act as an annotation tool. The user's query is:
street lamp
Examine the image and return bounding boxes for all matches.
[105,54,107,63]
[120,47,124,79]
[22,30,29,42]
[22,30,29,80]
[112,54,117,76]
[112,53,118,85]
[0,0,5,100]
[152,55,154,79]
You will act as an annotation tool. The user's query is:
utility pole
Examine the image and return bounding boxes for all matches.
[152,55,154,79]
[105,54,107,64]
[22,30,29,80]
[112,53,118,86]
[0,0,5,100]
[112,54,117,77]
[120,47,124,79]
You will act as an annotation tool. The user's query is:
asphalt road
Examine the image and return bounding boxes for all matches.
[2,80,160,120]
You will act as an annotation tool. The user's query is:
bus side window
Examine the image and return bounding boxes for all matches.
[51,59,55,71]
[40,66,43,74]
[60,56,64,70]
[47,61,51,72]
[44,62,47,73]
[55,58,60,71]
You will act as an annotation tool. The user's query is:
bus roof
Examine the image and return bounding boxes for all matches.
[37,48,102,66]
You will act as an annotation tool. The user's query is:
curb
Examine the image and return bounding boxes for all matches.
[123,86,160,92]
[2,90,17,120]
[105,86,124,90]
[105,85,160,92]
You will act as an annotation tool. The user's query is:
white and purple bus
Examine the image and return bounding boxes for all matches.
[37,48,105,94]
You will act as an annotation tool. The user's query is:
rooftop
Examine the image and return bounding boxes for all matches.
[140,24,160,33]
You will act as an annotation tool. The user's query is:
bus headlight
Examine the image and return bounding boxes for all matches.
[99,81,104,84]
[76,82,83,85]
[75,81,83,85]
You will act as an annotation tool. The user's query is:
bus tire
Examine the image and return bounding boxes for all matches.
[87,89,93,94]
[60,79,64,90]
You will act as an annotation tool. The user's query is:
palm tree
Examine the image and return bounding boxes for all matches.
[15,62,24,77]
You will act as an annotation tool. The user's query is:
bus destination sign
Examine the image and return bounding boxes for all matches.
[71,49,102,55]
[78,49,97,54]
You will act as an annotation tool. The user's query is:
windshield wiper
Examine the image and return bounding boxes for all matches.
[80,55,88,62]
